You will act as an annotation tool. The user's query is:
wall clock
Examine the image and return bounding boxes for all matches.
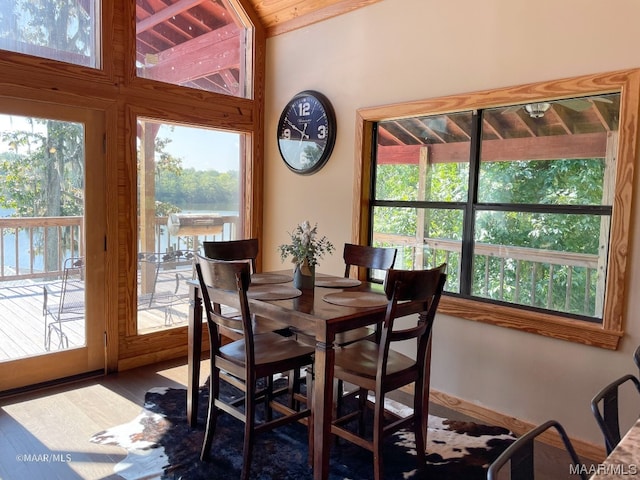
[277,90,337,175]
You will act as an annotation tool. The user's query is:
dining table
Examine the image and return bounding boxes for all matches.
[186,270,434,480]
[589,419,640,479]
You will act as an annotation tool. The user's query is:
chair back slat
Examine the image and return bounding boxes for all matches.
[203,239,259,273]
[377,264,446,378]
[591,373,640,454]
[195,254,254,341]
[343,243,397,278]
[487,420,586,480]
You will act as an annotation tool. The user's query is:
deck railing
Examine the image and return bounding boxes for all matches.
[0,215,237,283]
[373,233,601,318]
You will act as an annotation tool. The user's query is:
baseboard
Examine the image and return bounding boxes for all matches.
[399,385,606,462]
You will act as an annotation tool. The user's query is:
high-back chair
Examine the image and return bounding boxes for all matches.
[202,238,284,338]
[336,243,397,346]
[203,238,259,273]
[329,264,446,480]
[591,373,640,454]
[195,255,314,480]
[43,256,85,350]
[487,420,587,480]
[343,243,397,279]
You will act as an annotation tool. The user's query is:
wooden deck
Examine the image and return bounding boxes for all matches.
[0,279,189,363]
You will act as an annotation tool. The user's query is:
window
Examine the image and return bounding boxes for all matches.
[135,0,254,98]
[136,119,242,334]
[356,70,640,349]
[0,0,100,68]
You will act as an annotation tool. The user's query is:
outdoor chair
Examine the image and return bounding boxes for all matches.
[487,420,587,480]
[195,255,314,480]
[327,264,446,480]
[591,373,640,454]
[43,256,85,350]
[138,250,195,325]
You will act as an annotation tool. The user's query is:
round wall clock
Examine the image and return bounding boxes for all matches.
[277,90,337,175]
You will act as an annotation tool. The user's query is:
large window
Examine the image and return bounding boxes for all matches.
[357,70,640,349]
[136,119,242,334]
[0,0,100,68]
[135,0,253,98]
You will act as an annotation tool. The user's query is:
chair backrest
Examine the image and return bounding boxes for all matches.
[59,256,85,316]
[195,254,254,351]
[203,239,259,273]
[634,345,640,376]
[591,373,640,454]
[377,264,446,378]
[343,243,397,278]
[487,420,586,480]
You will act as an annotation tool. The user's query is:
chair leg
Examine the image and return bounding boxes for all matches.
[306,367,314,466]
[372,390,385,480]
[413,375,426,463]
[241,380,257,480]
[200,367,220,461]
[266,375,274,421]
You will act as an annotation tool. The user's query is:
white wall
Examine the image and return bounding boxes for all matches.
[263,0,640,446]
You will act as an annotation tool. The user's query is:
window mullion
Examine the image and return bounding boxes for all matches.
[460,110,483,295]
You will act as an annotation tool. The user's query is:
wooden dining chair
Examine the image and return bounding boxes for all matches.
[328,264,446,480]
[487,420,587,480]
[202,238,285,338]
[195,255,314,480]
[591,373,640,454]
[336,243,397,346]
[203,238,259,273]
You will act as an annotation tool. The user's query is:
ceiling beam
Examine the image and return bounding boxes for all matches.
[377,132,608,164]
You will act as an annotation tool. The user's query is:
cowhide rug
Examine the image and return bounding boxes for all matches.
[90,381,515,480]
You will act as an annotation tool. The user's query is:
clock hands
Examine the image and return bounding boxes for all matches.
[285,118,309,140]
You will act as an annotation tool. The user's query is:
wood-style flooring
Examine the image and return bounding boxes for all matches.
[0,359,599,479]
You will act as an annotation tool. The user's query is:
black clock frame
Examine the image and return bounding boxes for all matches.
[277,90,337,175]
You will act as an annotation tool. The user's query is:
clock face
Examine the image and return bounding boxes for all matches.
[277,90,336,175]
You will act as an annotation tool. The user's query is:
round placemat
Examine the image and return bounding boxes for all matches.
[251,273,293,285]
[322,291,388,308]
[247,284,301,300]
[315,278,362,288]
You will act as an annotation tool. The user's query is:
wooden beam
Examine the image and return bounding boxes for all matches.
[376,132,608,164]
[141,25,241,84]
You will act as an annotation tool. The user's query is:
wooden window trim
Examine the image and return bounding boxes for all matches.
[352,69,640,350]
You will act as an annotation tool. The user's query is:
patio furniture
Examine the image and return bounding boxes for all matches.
[138,250,195,325]
[43,256,85,350]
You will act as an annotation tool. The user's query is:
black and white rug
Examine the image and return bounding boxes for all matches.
[90,382,515,479]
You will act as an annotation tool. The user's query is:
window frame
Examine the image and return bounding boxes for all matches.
[353,69,640,349]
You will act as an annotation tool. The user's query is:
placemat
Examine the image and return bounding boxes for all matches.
[251,273,293,285]
[322,291,388,308]
[315,277,362,288]
[247,284,301,300]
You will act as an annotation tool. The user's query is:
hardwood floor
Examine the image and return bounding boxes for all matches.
[0,359,599,479]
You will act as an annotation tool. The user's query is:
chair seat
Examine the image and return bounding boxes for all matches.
[220,332,314,369]
[335,339,415,380]
[335,326,375,346]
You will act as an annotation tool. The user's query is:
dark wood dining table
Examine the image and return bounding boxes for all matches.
[186,271,433,480]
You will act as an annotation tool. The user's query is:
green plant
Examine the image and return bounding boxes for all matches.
[278,220,334,267]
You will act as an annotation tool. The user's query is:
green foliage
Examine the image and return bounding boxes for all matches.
[374,157,608,318]
[278,221,335,267]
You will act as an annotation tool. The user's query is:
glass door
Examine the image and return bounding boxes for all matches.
[0,99,105,391]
